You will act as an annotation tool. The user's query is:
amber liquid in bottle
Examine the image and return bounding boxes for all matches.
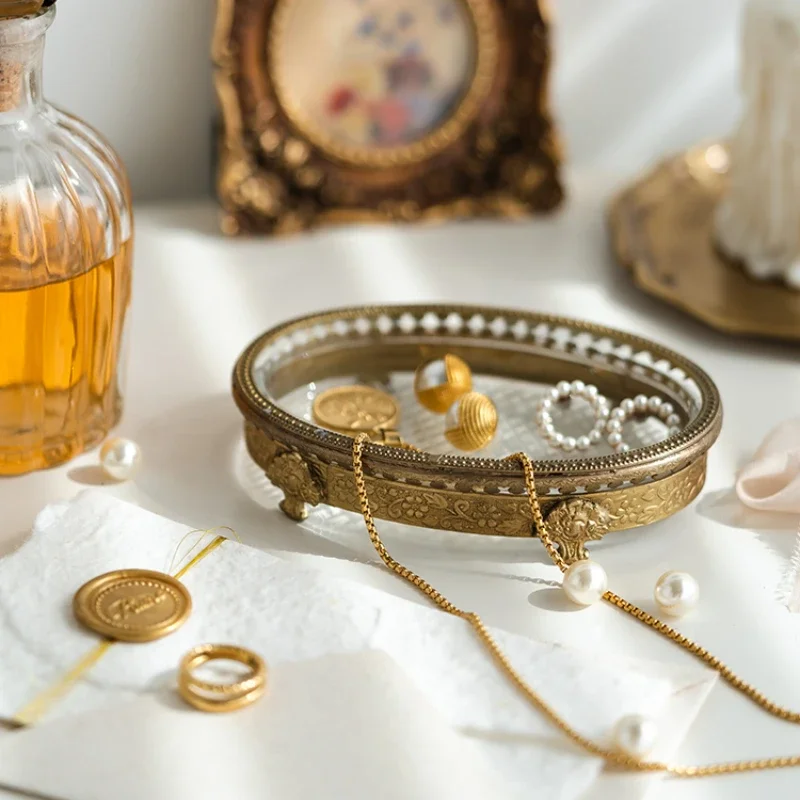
[0,216,132,475]
[0,5,133,475]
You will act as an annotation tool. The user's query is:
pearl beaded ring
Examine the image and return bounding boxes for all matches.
[605,394,681,454]
[535,380,610,454]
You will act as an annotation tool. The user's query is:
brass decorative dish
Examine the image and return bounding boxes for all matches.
[232,305,722,562]
[609,142,800,342]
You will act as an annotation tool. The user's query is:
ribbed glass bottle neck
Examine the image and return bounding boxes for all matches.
[0,7,52,119]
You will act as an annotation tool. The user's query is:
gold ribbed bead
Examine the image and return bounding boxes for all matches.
[414,354,472,413]
[444,391,498,451]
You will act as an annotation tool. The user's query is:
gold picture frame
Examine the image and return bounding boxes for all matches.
[212,0,564,235]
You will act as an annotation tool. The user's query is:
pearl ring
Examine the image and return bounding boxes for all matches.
[535,380,610,454]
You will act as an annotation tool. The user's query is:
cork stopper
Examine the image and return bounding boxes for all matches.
[0,1,45,19]
[0,60,21,111]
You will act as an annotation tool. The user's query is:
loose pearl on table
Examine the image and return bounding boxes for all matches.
[654,570,699,617]
[612,714,659,759]
[99,437,142,481]
[562,560,608,606]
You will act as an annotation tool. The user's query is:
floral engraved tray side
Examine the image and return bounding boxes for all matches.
[233,305,722,561]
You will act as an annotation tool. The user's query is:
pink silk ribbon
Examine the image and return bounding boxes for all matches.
[736,420,800,513]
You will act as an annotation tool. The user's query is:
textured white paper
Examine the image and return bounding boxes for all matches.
[0,492,716,799]
[0,652,504,800]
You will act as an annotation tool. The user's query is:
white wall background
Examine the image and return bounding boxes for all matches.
[42,0,747,201]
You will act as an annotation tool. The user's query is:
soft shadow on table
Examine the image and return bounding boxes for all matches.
[696,487,798,562]
[66,465,117,487]
[130,393,361,562]
[528,587,585,613]
[0,784,65,800]
[0,530,33,559]
[696,488,797,532]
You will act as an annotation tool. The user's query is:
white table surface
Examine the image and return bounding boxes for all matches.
[2,173,799,799]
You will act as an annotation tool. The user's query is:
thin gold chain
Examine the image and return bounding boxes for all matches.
[352,434,800,777]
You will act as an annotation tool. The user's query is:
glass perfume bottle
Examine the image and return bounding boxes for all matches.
[0,0,133,475]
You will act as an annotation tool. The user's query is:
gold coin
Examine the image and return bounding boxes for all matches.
[73,569,192,643]
[312,385,399,434]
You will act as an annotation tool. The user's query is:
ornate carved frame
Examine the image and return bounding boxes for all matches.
[212,0,563,234]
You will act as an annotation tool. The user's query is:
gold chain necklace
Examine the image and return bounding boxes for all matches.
[352,433,800,777]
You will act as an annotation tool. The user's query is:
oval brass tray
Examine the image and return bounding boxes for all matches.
[232,305,722,562]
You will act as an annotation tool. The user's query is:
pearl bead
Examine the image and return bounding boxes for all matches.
[620,398,635,414]
[666,413,681,427]
[589,429,602,444]
[100,437,142,481]
[634,394,649,413]
[668,426,680,436]
[576,435,591,451]
[610,407,626,421]
[606,419,622,434]
[654,571,699,617]
[556,380,571,398]
[562,560,608,606]
[563,436,576,452]
[596,404,610,419]
[659,402,674,419]
[608,431,623,446]
[570,380,586,394]
[647,396,662,414]
[615,442,630,453]
[584,384,598,398]
[547,387,561,401]
[613,714,659,758]
[553,433,564,445]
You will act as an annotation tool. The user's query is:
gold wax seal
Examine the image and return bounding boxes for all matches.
[312,385,399,434]
[73,569,192,643]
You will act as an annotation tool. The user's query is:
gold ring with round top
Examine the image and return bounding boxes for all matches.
[178,643,266,713]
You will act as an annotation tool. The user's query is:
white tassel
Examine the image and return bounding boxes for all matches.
[777,518,800,611]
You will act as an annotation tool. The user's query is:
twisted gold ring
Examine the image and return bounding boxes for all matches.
[178,643,266,713]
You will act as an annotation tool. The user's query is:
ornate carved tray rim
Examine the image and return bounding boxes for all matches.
[233,303,722,478]
[233,304,721,559]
